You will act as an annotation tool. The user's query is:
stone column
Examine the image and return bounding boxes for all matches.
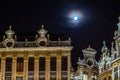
[45,55,50,80]
[67,54,70,80]
[56,54,61,80]
[112,67,114,80]
[12,56,17,80]
[119,65,120,79]
[118,65,120,79]
[1,56,6,80]
[23,54,28,80]
[34,55,39,80]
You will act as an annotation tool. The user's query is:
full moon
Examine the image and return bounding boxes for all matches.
[74,16,78,21]
[67,10,84,23]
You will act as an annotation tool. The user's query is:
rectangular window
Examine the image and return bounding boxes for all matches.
[17,57,23,72]
[50,57,56,71]
[61,56,67,71]
[61,56,68,80]
[28,57,34,71]
[5,58,12,71]
[39,57,45,71]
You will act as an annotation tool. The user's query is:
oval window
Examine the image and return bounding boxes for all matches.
[39,41,46,46]
[6,42,13,47]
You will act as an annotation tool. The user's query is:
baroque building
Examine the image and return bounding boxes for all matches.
[98,41,112,80]
[0,25,73,80]
[99,16,120,80]
[70,46,99,80]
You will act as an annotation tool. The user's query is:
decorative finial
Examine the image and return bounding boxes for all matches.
[103,40,106,46]
[111,41,115,53]
[9,26,12,30]
[114,30,117,36]
[107,49,110,57]
[41,24,44,29]
[68,37,71,41]
[111,42,114,47]
[14,35,17,41]
[78,57,81,62]
[118,16,120,22]
[88,45,91,48]
[47,34,50,40]
[3,35,5,40]
[58,37,61,41]
[25,38,28,47]
[58,37,61,46]
[36,34,38,39]
[68,37,71,46]
[25,38,28,42]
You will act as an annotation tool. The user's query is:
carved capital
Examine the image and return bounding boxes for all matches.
[12,57,17,61]
[34,56,39,60]
[1,57,6,61]
[46,55,50,60]
[24,52,28,61]
[56,55,61,60]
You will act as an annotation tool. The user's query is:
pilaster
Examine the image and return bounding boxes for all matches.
[12,55,17,80]
[34,54,39,80]
[112,68,114,80]
[23,53,28,80]
[56,54,61,80]
[1,54,6,80]
[67,54,70,80]
[45,54,50,80]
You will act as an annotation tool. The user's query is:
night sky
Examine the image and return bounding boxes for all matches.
[0,1,120,68]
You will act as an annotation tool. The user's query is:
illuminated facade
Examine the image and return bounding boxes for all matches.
[70,46,99,80]
[99,16,120,80]
[0,25,73,80]
[98,41,112,80]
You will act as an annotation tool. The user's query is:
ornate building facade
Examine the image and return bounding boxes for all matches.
[99,16,120,80]
[70,46,99,80]
[0,25,73,80]
[98,41,112,80]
